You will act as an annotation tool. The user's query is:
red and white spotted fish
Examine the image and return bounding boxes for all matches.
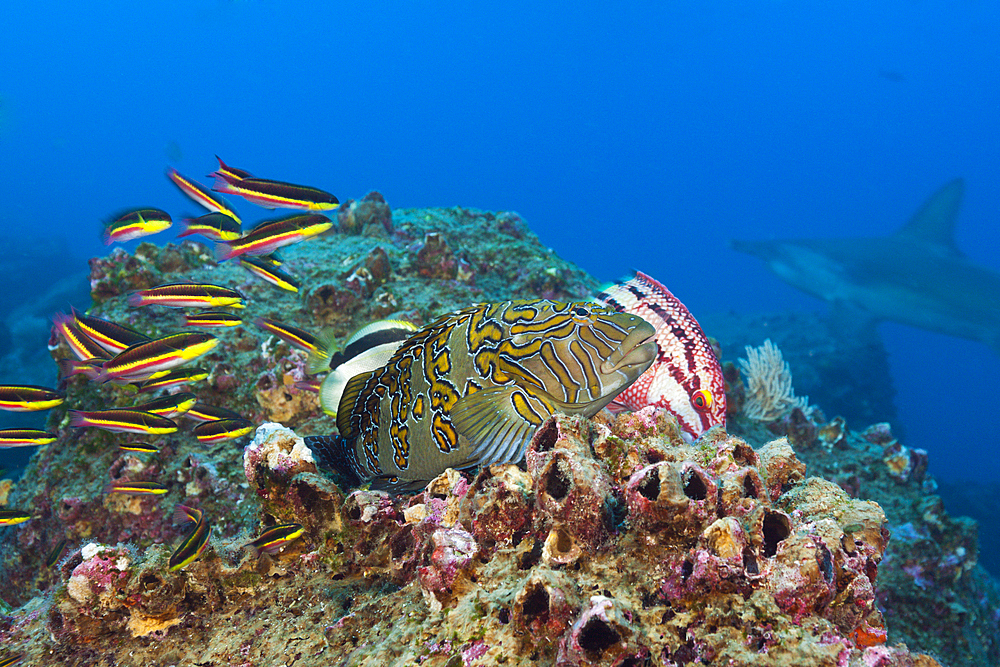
[593,271,726,440]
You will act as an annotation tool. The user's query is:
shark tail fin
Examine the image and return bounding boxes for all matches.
[895,178,964,254]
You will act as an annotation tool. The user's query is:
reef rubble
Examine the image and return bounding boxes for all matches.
[0,199,995,665]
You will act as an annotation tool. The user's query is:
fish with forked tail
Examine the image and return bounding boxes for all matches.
[305,299,656,492]
[102,208,172,245]
[731,178,1000,354]
[166,168,242,224]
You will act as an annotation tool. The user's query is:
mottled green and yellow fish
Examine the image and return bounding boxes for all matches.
[305,299,656,492]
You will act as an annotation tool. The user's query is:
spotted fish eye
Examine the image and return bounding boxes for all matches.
[691,389,714,412]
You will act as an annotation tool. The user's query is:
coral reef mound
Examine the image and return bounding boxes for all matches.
[0,201,988,665]
[12,411,940,666]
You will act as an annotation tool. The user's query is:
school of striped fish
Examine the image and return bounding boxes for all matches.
[0,155,725,643]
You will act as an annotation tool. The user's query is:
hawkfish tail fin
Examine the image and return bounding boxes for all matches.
[303,435,363,488]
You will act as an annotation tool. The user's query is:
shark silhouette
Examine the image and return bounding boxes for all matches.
[732,179,1000,354]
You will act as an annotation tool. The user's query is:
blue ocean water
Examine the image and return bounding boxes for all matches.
[0,0,997,491]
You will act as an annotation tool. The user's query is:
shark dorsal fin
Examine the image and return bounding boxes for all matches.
[895,178,965,254]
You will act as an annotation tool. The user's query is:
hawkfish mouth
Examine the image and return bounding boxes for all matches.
[600,329,657,375]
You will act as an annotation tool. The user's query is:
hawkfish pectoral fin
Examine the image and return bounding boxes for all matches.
[452,386,555,468]
[548,389,622,419]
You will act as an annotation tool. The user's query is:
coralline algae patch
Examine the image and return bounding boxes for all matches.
[4,411,941,666]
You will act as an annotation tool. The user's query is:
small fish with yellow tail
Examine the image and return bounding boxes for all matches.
[210,160,339,211]
[134,368,209,394]
[184,403,243,423]
[593,271,726,440]
[305,299,656,492]
[104,480,169,496]
[131,392,198,419]
[239,256,301,292]
[247,523,304,555]
[0,385,64,412]
[184,311,244,328]
[103,208,172,245]
[127,283,246,309]
[0,510,33,526]
[53,313,109,361]
[0,428,58,447]
[169,504,211,570]
[72,308,149,354]
[119,442,160,454]
[217,214,333,260]
[92,332,219,383]
[45,538,68,568]
[177,212,242,242]
[166,168,242,224]
[193,418,254,443]
[254,317,325,355]
[69,409,178,435]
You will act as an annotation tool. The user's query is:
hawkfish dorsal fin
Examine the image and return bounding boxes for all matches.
[337,370,378,439]
[452,386,555,468]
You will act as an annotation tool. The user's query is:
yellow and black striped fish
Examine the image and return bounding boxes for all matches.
[306,299,656,492]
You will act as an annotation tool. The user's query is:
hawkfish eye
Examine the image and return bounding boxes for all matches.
[691,389,714,412]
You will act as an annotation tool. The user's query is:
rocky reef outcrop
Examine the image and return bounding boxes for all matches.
[0,199,995,665]
[7,412,938,666]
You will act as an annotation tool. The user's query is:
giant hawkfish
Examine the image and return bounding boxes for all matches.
[593,271,726,440]
[305,299,657,492]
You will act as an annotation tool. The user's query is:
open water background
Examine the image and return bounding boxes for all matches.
[0,1,997,528]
